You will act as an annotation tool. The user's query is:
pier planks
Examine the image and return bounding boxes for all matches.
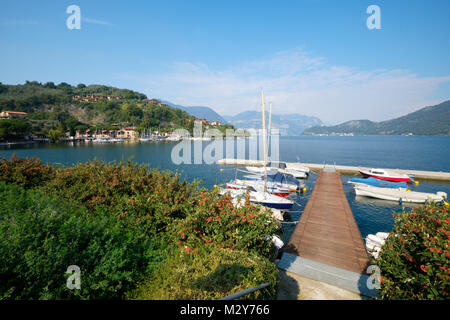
[284,170,371,275]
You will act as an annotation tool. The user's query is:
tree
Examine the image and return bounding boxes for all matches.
[44,82,56,89]
[77,83,86,89]
[0,119,31,140]
[47,128,65,142]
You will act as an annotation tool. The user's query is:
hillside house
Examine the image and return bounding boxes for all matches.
[0,111,28,119]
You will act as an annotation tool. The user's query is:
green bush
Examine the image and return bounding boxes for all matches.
[377,203,449,300]
[0,182,167,299]
[128,245,279,300]
[43,160,201,237]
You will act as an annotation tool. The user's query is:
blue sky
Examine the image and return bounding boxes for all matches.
[0,0,449,123]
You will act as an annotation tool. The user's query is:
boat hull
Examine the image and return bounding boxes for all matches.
[354,185,446,203]
[251,200,293,210]
[359,171,410,182]
[349,177,407,188]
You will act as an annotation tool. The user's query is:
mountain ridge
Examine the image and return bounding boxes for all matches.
[303,100,450,136]
[160,101,227,124]
[224,110,323,136]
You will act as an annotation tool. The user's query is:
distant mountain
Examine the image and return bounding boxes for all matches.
[161,101,227,124]
[303,100,450,136]
[223,111,323,136]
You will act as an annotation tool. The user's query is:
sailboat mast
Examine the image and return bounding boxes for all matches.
[268,102,272,157]
[261,90,267,193]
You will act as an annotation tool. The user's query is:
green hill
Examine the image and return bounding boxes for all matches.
[0,81,197,138]
[303,100,450,136]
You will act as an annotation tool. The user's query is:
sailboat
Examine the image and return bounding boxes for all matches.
[235,90,294,209]
[139,129,153,141]
[245,101,309,180]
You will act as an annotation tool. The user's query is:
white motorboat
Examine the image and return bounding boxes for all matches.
[243,172,301,191]
[226,179,293,198]
[354,184,446,203]
[246,163,308,179]
[92,138,110,143]
[359,168,412,182]
[245,166,278,176]
[269,161,309,178]
[365,232,389,259]
[220,188,294,210]
[278,168,307,179]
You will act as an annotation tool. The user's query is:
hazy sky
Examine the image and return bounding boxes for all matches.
[1,0,449,124]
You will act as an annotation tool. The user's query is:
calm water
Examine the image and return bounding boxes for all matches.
[1,136,449,241]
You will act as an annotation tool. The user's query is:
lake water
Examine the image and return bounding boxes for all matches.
[1,136,449,242]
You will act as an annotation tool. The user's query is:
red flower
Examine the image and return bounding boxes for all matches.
[420,265,428,273]
[185,246,191,254]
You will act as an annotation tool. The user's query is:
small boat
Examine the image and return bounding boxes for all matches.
[359,168,412,182]
[348,177,407,189]
[220,188,294,210]
[244,171,301,191]
[247,163,308,179]
[353,184,447,203]
[226,179,293,198]
[92,138,110,143]
[268,161,309,178]
[245,166,278,175]
[365,232,389,259]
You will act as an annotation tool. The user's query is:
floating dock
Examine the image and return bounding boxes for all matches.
[217,158,450,182]
[278,170,378,298]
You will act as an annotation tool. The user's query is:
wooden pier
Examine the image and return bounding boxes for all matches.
[284,170,370,274]
[278,169,378,298]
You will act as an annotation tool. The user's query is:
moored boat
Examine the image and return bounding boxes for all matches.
[349,177,407,189]
[220,187,294,210]
[226,179,293,198]
[353,184,446,203]
[244,171,301,191]
[359,168,412,182]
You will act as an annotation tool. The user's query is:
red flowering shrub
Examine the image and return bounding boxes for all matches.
[377,202,449,299]
[0,154,54,188]
[167,190,281,259]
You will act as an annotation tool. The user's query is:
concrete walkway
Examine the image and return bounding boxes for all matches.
[277,270,370,300]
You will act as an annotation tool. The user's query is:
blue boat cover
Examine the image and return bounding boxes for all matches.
[265,172,300,186]
[349,177,407,188]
